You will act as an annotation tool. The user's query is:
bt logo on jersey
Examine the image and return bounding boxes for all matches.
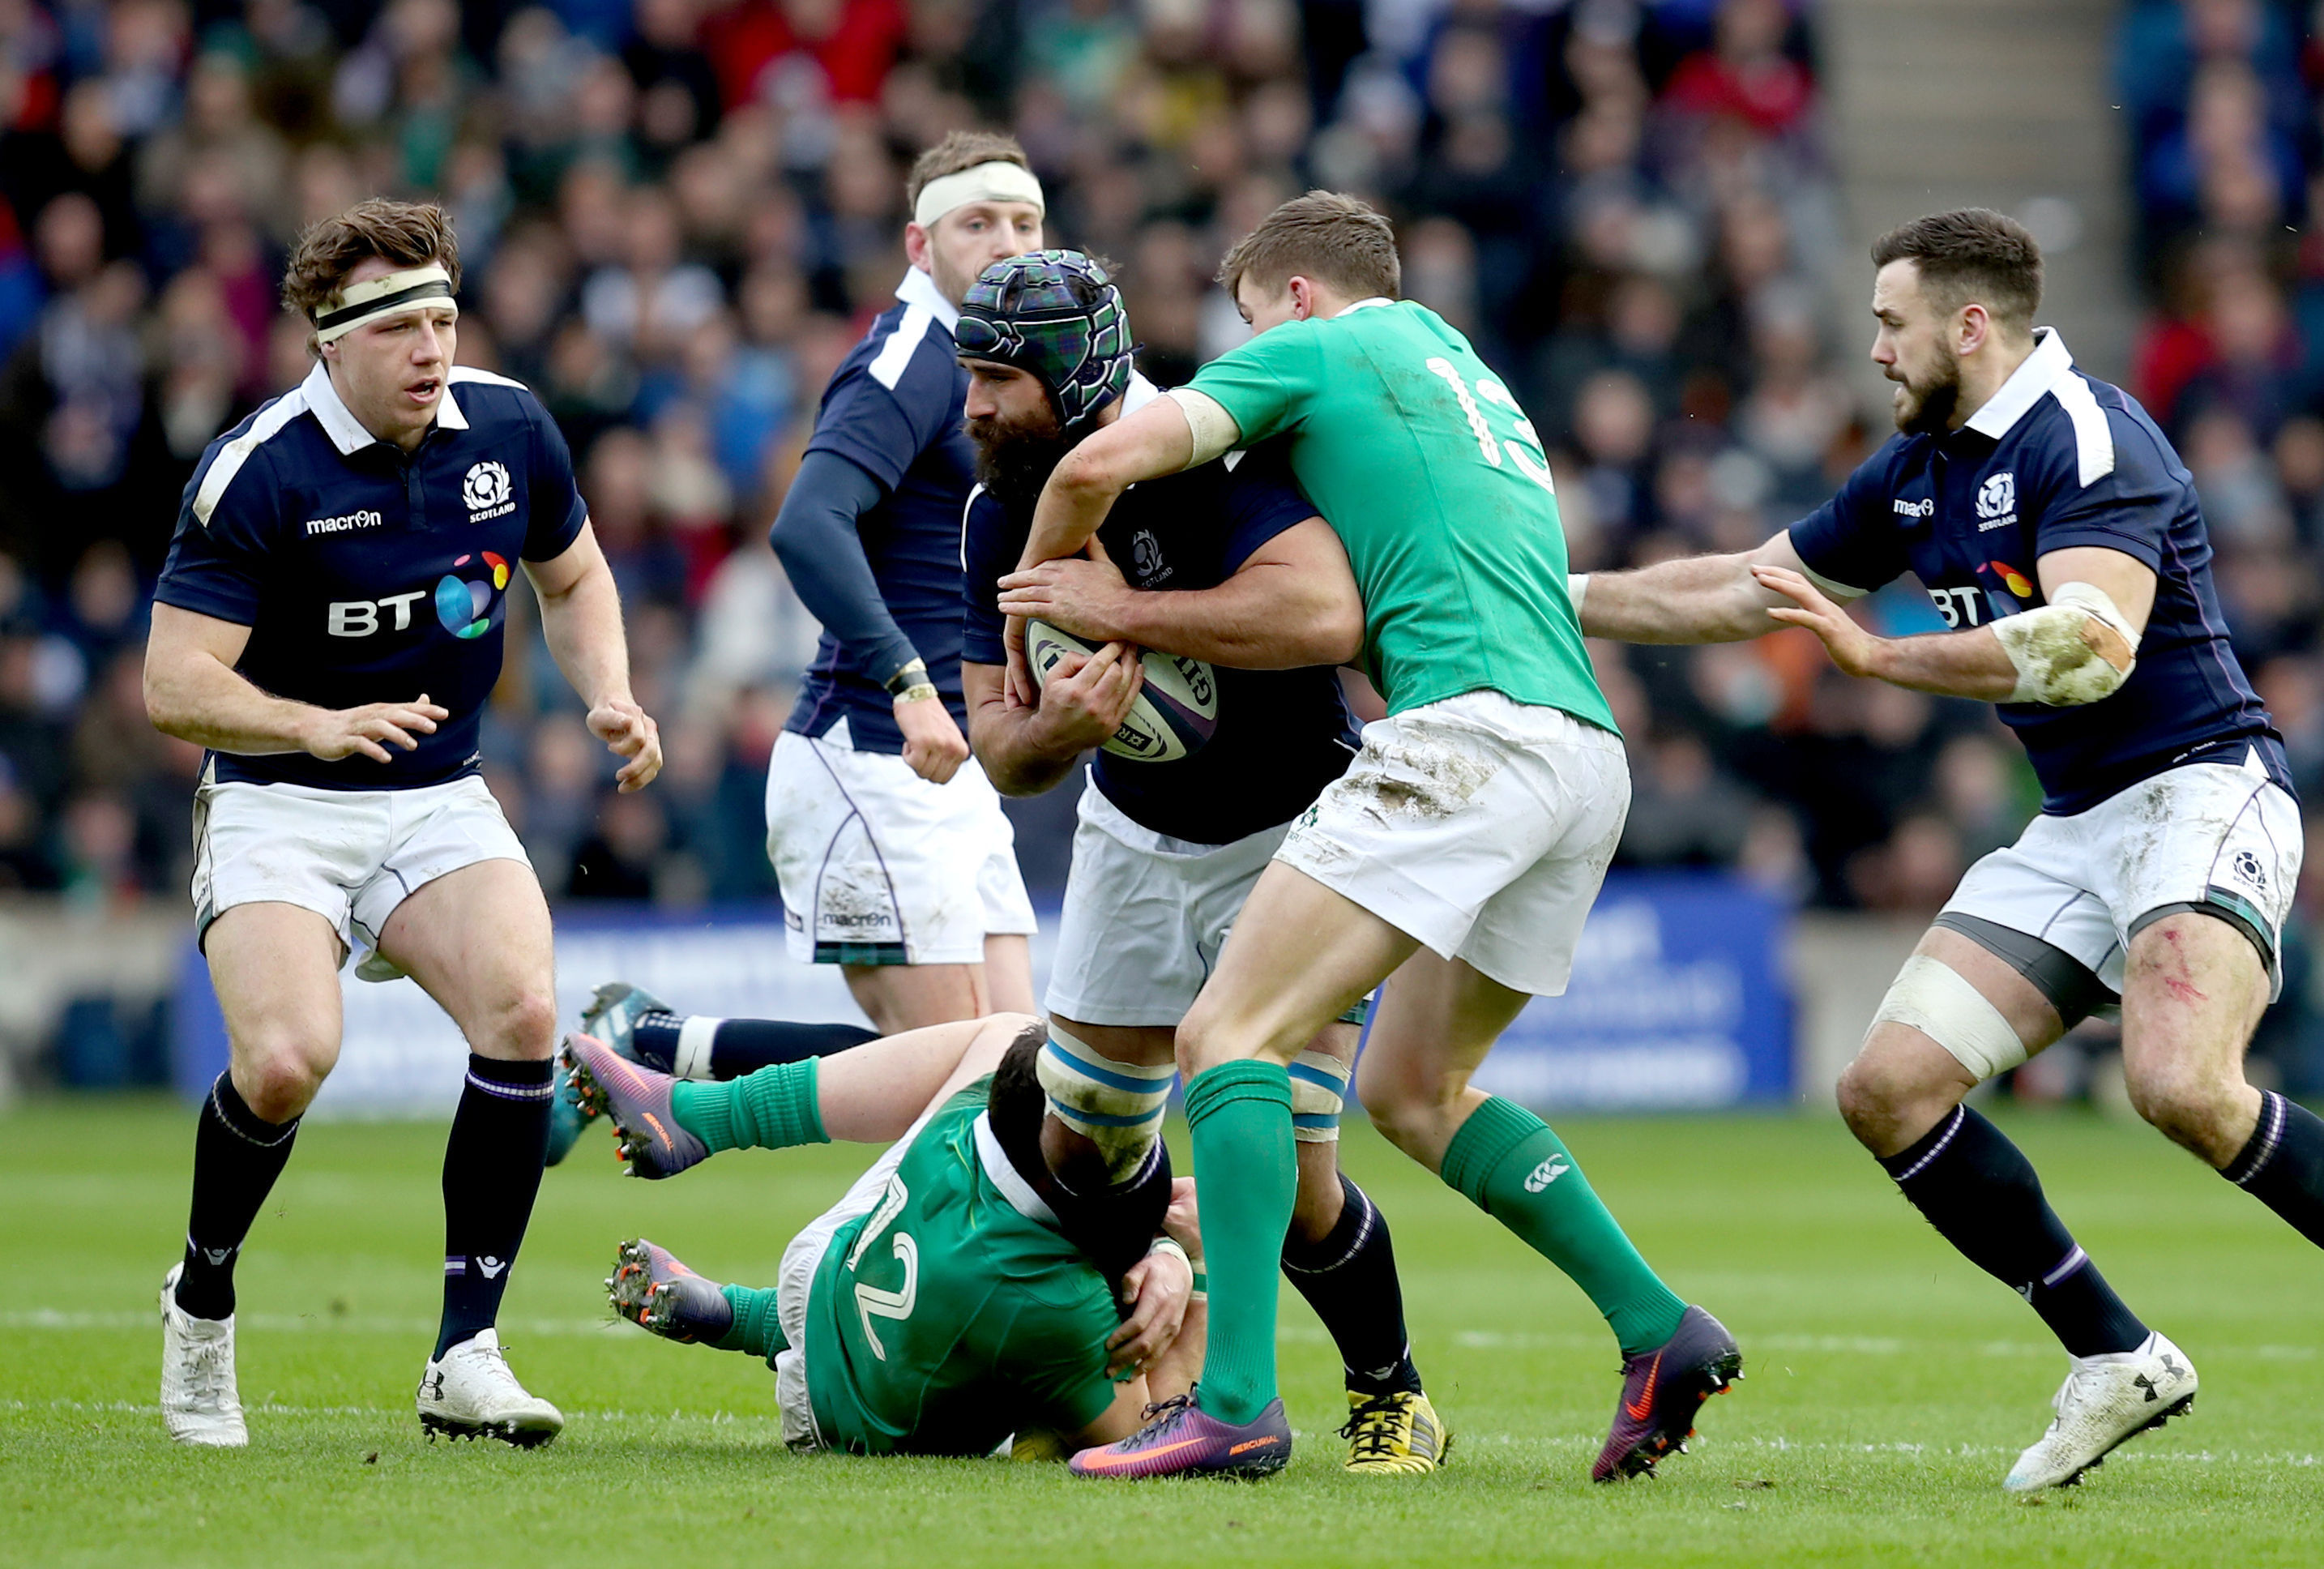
[435,552,511,639]
[326,552,510,639]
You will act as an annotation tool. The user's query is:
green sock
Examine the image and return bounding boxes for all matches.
[669,1062,827,1153]
[1183,1059,1296,1425]
[714,1284,788,1364]
[1441,1096,1687,1355]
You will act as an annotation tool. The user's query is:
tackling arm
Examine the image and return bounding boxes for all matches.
[1574,529,1840,644]
[525,522,662,791]
[995,519,1364,669]
[1018,396,1201,571]
[1757,545,2155,704]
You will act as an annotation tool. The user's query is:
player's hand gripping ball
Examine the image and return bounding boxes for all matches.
[1026,620,1219,761]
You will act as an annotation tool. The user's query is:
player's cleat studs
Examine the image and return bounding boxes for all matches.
[1591,1305,1743,1483]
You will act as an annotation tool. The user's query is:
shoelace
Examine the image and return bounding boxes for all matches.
[1123,1394,1194,1448]
[182,1331,238,1409]
[1339,1394,1409,1460]
[460,1339,528,1396]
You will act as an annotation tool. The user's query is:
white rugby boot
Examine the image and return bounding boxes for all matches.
[159,1263,247,1447]
[417,1328,564,1447]
[2003,1331,2197,1490]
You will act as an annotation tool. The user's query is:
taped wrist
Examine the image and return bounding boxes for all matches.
[1993,581,2139,706]
[1288,1048,1350,1144]
[1036,1025,1174,1182]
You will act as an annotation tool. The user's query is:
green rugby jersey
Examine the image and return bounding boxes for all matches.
[801,1082,1121,1456]
[1186,299,1615,732]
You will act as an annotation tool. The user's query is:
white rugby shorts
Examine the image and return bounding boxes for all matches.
[765,720,1036,968]
[1942,747,2302,1005]
[1275,690,1631,997]
[1045,780,1290,1027]
[190,768,532,981]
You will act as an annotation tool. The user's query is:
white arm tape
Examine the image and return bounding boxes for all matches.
[1164,388,1242,467]
[1567,573,1588,616]
[1993,579,2140,706]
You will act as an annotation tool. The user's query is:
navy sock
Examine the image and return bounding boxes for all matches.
[2222,1092,2324,1248]
[176,1073,300,1321]
[436,1055,554,1360]
[1281,1176,1422,1396]
[629,1012,877,1079]
[1878,1106,2148,1357]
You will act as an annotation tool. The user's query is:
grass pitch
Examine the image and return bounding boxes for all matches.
[6,1098,2324,1567]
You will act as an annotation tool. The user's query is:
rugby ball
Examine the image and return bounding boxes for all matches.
[1025,618,1219,762]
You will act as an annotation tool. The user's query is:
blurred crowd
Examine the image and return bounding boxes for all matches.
[0,0,2318,1081]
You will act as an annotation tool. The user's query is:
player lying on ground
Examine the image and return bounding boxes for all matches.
[1575,208,2309,1490]
[566,1015,1202,1456]
[1004,194,1740,1481]
[955,250,1442,1473]
[146,199,660,1449]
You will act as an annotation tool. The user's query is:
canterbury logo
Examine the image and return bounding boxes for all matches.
[1524,1155,1570,1192]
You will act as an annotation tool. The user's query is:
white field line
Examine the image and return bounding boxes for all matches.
[9,1397,2323,1469]
[0,1309,634,1336]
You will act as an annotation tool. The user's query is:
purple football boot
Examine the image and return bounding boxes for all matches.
[1592,1305,1743,1481]
[1069,1393,1292,1480]
[563,1032,708,1179]
[607,1238,734,1345]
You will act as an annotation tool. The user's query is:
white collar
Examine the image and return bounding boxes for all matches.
[1121,370,1160,415]
[972,1110,1060,1229]
[896,265,962,333]
[302,360,466,455]
[1962,327,2073,441]
[1329,297,1395,319]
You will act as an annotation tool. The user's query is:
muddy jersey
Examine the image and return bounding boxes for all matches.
[1788,329,2291,815]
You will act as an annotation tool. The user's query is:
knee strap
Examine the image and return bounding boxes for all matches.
[1288,1049,1349,1144]
[1871,955,2031,1083]
[1036,1025,1174,1181]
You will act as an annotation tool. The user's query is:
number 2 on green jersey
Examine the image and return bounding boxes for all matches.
[847,1174,919,1362]
[1425,357,1556,494]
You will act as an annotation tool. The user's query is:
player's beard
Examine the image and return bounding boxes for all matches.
[968,400,1074,514]
[1890,344,1963,435]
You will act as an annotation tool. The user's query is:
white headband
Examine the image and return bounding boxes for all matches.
[313,263,458,344]
[913,160,1045,229]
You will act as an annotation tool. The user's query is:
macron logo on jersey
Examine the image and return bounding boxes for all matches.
[305,509,385,537]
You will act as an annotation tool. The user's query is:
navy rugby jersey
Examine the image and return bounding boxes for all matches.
[787,267,976,753]
[155,361,588,790]
[962,380,1359,844]
[1789,329,2291,815]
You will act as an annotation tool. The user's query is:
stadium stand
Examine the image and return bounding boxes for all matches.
[0,0,2314,1090]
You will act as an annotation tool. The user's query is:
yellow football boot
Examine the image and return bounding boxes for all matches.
[1339,1389,1449,1474]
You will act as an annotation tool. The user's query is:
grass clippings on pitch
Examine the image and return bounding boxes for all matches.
[6,1098,2323,1567]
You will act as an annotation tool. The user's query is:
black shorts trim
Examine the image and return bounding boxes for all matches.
[2127,890,2275,973]
[1931,912,2116,1029]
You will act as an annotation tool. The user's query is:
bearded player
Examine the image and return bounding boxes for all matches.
[957,250,1445,1473]
[1007,194,1739,1481]
[1578,208,2308,1490]
[147,199,661,1447]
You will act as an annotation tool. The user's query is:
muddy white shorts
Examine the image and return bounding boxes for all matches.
[190,768,531,981]
[1941,747,2302,1003]
[765,721,1036,968]
[1275,690,1631,997]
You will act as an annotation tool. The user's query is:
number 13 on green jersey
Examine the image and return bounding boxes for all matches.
[1186,299,1614,735]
